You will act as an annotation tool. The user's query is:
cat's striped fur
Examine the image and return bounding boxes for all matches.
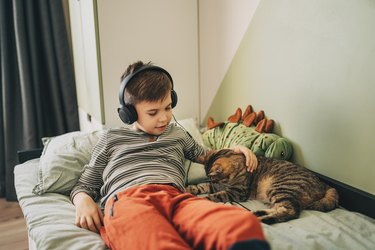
[186,149,339,224]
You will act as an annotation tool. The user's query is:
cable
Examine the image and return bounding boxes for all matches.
[172,115,194,139]
[184,160,193,187]
[172,115,194,185]
[231,201,252,212]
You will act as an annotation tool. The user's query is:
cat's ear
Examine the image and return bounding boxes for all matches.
[204,150,217,163]
[194,150,217,166]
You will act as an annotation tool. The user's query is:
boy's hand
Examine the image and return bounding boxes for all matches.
[231,145,258,172]
[73,192,103,233]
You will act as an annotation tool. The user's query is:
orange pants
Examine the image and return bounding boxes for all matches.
[100,184,266,250]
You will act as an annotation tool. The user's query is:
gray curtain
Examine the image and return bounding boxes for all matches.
[0,0,79,201]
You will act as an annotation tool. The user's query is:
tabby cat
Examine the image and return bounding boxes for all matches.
[186,149,339,224]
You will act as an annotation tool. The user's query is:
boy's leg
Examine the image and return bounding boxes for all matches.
[100,188,192,250]
[173,196,267,250]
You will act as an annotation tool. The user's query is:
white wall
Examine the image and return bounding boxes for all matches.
[198,0,261,121]
[207,0,375,195]
[96,0,199,128]
[71,0,262,128]
[70,0,375,193]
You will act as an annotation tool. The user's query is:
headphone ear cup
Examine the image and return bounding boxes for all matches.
[171,90,178,108]
[118,105,138,124]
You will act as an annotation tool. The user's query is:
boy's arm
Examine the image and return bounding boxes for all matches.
[70,162,105,234]
[70,132,108,233]
[70,131,107,202]
[195,145,258,173]
[181,127,257,172]
[73,192,103,234]
[194,149,217,165]
[231,145,258,172]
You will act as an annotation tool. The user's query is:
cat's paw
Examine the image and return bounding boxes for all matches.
[253,210,268,217]
[206,194,219,202]
[186,185,200,195]
[253,210,276,225]
[260,218,277,225]
[206,193,229,203]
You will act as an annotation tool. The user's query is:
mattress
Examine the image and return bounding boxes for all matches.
[14,158,375,250]
[14,159,107,250]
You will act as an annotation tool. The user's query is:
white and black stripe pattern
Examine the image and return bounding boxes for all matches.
[70,124,205,207]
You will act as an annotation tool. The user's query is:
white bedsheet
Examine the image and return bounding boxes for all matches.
[14,159,107,250]
[14,159,375,250]
[238,200,375,249]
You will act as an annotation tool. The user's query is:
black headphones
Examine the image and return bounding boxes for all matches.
[118,65,178,124]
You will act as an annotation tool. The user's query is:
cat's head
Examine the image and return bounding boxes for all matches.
[205,149,246,183]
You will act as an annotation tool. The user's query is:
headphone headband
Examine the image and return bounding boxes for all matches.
[118,65,174,107]
[117,64,178,124]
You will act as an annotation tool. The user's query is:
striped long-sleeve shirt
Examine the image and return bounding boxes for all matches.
[70,124,205,208]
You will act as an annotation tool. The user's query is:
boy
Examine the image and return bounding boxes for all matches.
[71,61,269,250]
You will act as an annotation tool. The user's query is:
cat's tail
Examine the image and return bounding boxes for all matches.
[307,186,339,212]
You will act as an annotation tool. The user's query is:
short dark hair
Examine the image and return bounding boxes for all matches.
[121,61,172,105]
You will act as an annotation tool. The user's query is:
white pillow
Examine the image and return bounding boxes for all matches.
[32,130,103,195]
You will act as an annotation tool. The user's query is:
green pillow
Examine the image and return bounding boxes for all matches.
[32,130,103,195]
[202,122,293,160]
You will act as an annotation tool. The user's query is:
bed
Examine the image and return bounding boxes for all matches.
[14,119,375,250]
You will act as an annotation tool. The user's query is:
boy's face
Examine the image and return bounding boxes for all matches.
[134,93,173,136]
